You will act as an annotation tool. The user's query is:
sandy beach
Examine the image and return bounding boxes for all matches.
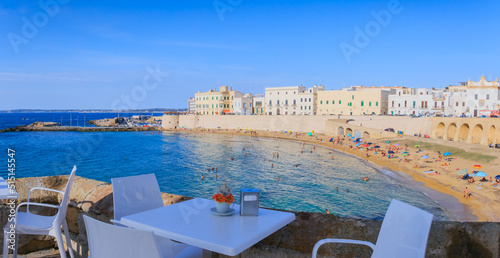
[173,127,500,222]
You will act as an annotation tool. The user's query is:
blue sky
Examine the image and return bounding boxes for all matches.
[1,0,499,109]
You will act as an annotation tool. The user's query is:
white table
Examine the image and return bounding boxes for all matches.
[0,177,18,199]
[120,198,295,256]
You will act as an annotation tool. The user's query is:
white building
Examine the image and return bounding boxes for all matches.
[297,84,325,115]
[388,88,445,116]
[464,76,500,117]
[265,86,306,115]
[252,94,265,115]
[444,87,467,117]
[233,93,253,115]
[187,97,196,113]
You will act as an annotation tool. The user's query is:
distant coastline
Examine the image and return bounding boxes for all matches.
[0,108,186,113]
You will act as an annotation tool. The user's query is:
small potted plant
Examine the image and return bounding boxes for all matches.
[212,181,235,213]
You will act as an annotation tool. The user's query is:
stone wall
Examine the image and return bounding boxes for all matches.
[2,176,498,257]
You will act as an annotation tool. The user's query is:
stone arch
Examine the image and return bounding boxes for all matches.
[276,108,281,115]
[354,129,362,138]
[363,131,370,138]
[471,124,483,144]
[338,126,345,136]
[487,125,495,144]
[435,122,445,139]
[458,123,469,142]
[346,128,353,136]
[447,123,457,141]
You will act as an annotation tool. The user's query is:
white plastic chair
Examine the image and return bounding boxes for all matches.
[84,215,165,258]
[111,174,202,258]
[312,199,433,258]
[3,165,77,258]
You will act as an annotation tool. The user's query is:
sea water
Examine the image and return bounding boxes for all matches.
[0,118,456,220]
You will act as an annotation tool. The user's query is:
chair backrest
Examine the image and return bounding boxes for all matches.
[111,173,164,221]
[83,215,162,258]
[55,165,77,226]
[371,199,434,258]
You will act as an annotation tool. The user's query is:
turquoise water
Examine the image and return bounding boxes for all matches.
[0,130,453,220]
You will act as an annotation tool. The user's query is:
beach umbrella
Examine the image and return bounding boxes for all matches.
[355,143,361,147]
[473,164,482,168]
[458,169,468,175]
[394,143,400,146]
[414,145,420,147]
[443,152,451,156]
[367,142,373,145]
[351,137,355,139]
[421,155,430,159]
[374,145,380,148]
[363,144,370,147]
[308,132,312,136]
[474,171,487,177]
[495,175,500,180]
[388,150,395,154]
[347,133,351,137]
[386,141,391,143]
[402,153,409,156]
[403,151,409,154]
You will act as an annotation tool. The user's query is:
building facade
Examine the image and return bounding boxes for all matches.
[194,86,240,115]
[317,88,390,116]
[187,97,196,113]
[388,88,445,116]
[464,76,500,117]
[252,94,265,115]
[297,84,325,115]
[264,86,305,115]
[233,93,253,115]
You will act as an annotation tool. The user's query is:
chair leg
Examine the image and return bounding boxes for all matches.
[54,229,67,258]
[63,221,74,258]
[3,230,10,257]
[13,232,19,258]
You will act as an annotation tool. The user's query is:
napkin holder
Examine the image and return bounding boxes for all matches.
[240,188,259,216]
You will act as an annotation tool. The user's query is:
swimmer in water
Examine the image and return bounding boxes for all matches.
[201,174,204,179]
[346,189,349,193]
[271,164,274,168]
[336,187,338,192]
[277,176,280,181]
[362,177,369,182]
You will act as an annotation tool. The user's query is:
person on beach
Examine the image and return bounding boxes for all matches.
[325,209,330,214]
[464,187,470,199]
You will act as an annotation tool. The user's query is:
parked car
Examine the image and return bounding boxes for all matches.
[384,128,395,132]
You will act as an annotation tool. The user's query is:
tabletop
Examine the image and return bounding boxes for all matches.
[0,177,19,199]
[120,198,296,256]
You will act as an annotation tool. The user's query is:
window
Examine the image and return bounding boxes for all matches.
[413,101,416,108]
[462,102,465,106]
[361,101,364,106]
[286,92,288,94]
[369,102,371,106]
[285,100,288,105]
[456,102,458,107]
[320,101,323,104]
[398,103,400,107]
[216,97,218,100]
[326,101,329,104]
[309,106,311,110]
[487,94,489,100]
[392,101,394,107]
[352,95,354,99]
[339,100,341,104]
[301,98,303,102]
[309,98,311,102]
[301,106,303,110]
[269,100,272,105]
[332,100,335,104]
[404,101,407,107]
[475,94,478,100]
[277,100,280,105]
[212,97,214,100]
[376,102,378,106]
[293,100,296,105]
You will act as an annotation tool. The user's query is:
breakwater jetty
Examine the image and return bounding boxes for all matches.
[0,125,160,133]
